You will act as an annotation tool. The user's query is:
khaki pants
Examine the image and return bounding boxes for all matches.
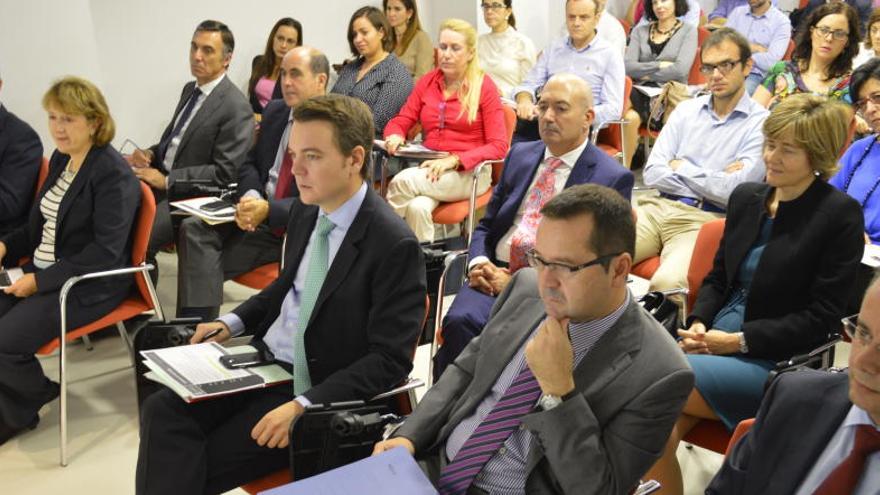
[386,166,491,242]
[635,196,723,294]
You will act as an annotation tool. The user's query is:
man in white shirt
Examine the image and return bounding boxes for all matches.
[707,278,880,494]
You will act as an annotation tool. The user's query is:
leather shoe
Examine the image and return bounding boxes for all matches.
[0,415,39,446]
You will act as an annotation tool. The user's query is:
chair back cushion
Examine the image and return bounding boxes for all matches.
[687,218,725,309]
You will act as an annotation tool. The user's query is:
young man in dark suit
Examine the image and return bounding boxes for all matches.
[128,20,254,261]
[707,279,880,495]
[433,73,634,380]
[175,46,329,321]
[0,72,43,238]
[135,95,427,494]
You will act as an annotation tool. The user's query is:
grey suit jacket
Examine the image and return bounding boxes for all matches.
[396,269,694,494]
[149,75,253,191]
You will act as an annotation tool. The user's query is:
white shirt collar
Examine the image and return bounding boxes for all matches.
[543,136,591,168]
[196,72,226,96]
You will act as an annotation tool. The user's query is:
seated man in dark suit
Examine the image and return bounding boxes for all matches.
[375,184,693,494]
[707,278,880,495]
[135,95,427,494]
[0,71,43,238]
[128,20,253,261]
[175,46,330,321]
[434,73,634,380]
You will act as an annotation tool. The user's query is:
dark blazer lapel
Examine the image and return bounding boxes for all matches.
[306,188,375,329]
[281,205,316,287]
[0,105,8,133]
[565,143,599,187]
[725,186,767,281]
[176,77,229,156]
[55,147,100,229]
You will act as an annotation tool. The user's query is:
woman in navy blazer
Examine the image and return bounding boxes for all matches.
[646,94,865,494]
[0,77,141,445]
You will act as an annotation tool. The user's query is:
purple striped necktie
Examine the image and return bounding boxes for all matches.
[437,362,543,494]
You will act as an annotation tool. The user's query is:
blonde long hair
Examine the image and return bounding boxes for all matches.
[439,18,484,123]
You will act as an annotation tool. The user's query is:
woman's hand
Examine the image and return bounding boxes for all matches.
[384,135,405,156]
[420,156,460,182]
[678,321,709,354]
[0,241,6,266]
[4,273,37,298]
[702,330,741,355]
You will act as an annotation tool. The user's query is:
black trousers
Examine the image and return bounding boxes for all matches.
[136,384,294,495]
[0,289,122,429]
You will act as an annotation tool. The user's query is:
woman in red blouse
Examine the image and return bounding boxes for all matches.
[383,18,509,242]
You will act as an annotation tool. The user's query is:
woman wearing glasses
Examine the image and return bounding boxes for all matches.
[753,2,861,109]
[477,1,537,99]
[383,19,509,243]
[644,94,865,495]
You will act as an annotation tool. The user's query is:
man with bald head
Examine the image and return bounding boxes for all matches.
[176,46,330,320]
[433,73,634,380]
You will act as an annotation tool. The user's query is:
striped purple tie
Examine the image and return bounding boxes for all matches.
[437,363,542,494]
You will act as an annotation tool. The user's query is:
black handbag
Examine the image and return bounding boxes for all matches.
[639,291,681,339]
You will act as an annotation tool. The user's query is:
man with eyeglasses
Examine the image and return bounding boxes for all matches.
[511,0,624,142]
[374,184,693,494]
[635,28,768,303]
[707,278,880,494]
[724,0,791,94]
[432,74,633,382]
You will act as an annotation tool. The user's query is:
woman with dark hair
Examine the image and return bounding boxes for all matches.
[247,18,302,116]
[644,94,865,495]
[384,0,433,79]
[477,0,537,98]
[854,7,880,68]
[623,0,696,168]
[0,77,141,444]
[331,7,413,137]
[754,2,861,108]
[832,57,880,243]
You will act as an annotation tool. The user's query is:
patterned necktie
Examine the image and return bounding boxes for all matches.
[437,362,543,494]
[293,215,335,395]
[157,87,202,164]
[508,157,564,272]
[813,424,880,495]
[271,136,295,237]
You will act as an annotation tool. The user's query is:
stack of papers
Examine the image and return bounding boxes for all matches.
[862,243,880,267]
[170,196,235,225]
[373,140,450,160]
[141,343,292,402]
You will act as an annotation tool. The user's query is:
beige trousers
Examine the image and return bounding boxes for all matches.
[634,196,724,294]
[386,166,491,242]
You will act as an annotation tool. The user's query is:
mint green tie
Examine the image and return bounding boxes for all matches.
[294,215,335,395]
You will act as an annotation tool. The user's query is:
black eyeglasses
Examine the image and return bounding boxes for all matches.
[699,59,742,75]
[481,2,506,10]
[526,249,621,278]
[812,25,849,42]
[841,314,878,350]
[855,92,880,115]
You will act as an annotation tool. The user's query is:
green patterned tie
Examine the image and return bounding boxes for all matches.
[293,215,335,395]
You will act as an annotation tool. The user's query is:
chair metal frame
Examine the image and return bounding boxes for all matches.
[428,250,469,387]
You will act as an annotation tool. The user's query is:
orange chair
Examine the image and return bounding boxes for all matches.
[595,76,634,164]
[725,418,755,456]
[431,105,517,245]
[34,156,50,198]
[36,181,165,466]
[783,39,795,61]
[697,26,711,47]
[619,18,632,38]
[232,236,287,291]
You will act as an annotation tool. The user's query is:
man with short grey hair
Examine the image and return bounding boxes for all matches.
[0,68,43,238]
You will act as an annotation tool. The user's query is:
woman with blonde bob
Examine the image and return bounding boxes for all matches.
[0,76,141,445]
[644,94,865,495]
[383,19,509,242]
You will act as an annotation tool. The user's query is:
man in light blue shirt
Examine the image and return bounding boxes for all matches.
[512,0,625,142]
[726,0,792,94]
[707,278,880,495]
[636,28,768,296]
[135,95,427,495]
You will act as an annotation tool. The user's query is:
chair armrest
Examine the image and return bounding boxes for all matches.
[765,333,842,390]
[590,119,629,145]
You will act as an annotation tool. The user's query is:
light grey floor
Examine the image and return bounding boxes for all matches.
[0,250,853,495]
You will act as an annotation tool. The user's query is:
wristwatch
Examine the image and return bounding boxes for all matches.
[537,390,578,411]
[736,332,749,354]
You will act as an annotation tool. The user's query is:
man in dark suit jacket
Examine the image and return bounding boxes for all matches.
[129,20,253,257]
[135,95,426,495]
[434,73,634,379]
[707,279,880,495]
[0,76,43,238]
[175,46,330,321]
[375,184,693,494]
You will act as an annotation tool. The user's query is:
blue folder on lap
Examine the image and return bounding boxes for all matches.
[259,447,438,495]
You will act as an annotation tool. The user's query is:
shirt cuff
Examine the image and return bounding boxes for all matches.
[217,313,246,337]
[468,256,490,271]
[243,189,262,200]
[295,395,312,409]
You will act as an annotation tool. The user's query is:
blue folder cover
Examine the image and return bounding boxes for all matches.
[259,447,438,494]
